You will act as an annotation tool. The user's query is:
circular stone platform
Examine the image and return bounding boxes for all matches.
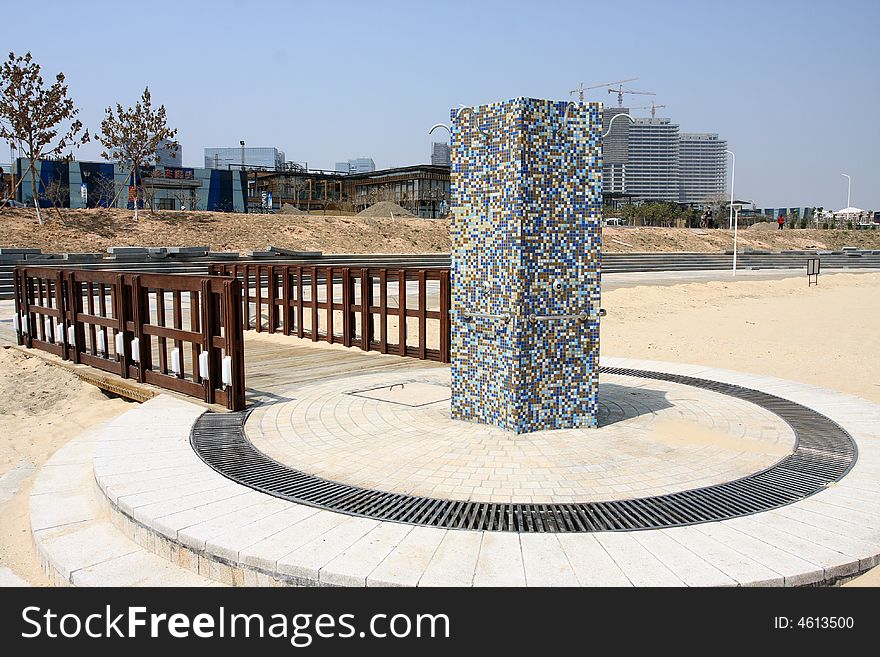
[79,359,880,587]
[246,369,797,504]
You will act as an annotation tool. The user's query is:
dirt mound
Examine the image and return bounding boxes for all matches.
[358,201,415,218]
[279,203,308,215]
[0,207,449,254]
[749,221,778,231]
[2,206,879,255]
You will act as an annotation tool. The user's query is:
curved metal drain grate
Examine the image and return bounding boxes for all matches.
[190,367,857,532]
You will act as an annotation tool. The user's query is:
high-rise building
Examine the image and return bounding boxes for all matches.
[602,108,630,194]
[678,133,728,205]
[335,157,376,175]
[625,118,680,202]
[155,139,180,167]
[431,142,451,167]
[204,147,285,170]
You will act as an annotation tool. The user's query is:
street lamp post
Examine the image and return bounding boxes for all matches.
[725,149,736,274]
[841,173,851,227]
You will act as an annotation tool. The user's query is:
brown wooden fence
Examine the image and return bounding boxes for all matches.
[13,266,246,410]
[208,263,451,363]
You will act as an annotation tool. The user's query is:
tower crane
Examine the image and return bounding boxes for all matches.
[632,101,667,118]
[587,78,655,107]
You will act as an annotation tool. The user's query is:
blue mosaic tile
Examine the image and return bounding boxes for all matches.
[449,98,603,433]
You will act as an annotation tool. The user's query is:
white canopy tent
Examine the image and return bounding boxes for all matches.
[834,206,864,216]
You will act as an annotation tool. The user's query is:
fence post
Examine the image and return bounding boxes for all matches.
[296,266,304,339]
[53,270,67,359]
[242,264,251,330]
[254,265,262,333]
[190,290,200,383]
[281,265,291,335]
[326,266,334,344]
[361,267,372,351]
[65,271,80,362]
[417,269,427,359]
[267,265,277,333]
[130,275,148,382]
[13,268,24,347]
[342,268,351,348]
[440,269,450,363]
[224,278,246,411]
[200,279,217,404]
[310,266,318,342]
[114,273,129,377]
[398,269,407,356]
[379,269,388,354]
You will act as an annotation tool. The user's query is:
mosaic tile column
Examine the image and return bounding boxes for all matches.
[450,98,602,434]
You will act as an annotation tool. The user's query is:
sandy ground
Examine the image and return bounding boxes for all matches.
[0,348,130,585]
[0,271,878,585]
[2,207,879,254]
[601,272,880,406]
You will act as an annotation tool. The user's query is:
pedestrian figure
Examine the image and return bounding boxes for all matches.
[778,213,785,230]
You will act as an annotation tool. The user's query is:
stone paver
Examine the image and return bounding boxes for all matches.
[29,400,219,587]
[367,527,447,587]
[419,530,482,587]
[521,534,577,587]
[321,522,414,587]
[472,532,526,587]
[246,368,795,503]
[594,532,685,586]
[556,533,632,586]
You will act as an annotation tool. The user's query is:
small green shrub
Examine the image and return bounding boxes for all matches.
[822,222,829,229]
[799,219,807,229]
[789,219,796,229]
[847,220,853,230]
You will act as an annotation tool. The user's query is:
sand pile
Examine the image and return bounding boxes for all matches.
[358,201,415,218]
[279,203,308,215]
[749,221,778,231]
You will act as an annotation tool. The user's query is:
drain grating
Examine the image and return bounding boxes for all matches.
[190,367,857,533]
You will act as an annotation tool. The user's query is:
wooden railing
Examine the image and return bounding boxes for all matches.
[209,263,451,363]
[13,266,246,410]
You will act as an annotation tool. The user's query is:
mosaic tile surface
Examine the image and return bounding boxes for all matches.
[450,98,603,433]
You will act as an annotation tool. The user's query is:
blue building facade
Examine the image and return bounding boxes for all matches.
[15,158,248,212]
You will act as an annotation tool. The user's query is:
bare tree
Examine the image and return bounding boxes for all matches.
[88,172,118,208]
[96,87,178,221]
[39,177,69,221]
[172,187,200,212]
[0,51,89,222]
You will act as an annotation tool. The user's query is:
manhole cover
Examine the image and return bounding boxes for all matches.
[349,382,450,407]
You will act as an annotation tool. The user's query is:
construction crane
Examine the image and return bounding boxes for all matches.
[632,101,667,118]
[569,82,588,103]
[587,78,655,107]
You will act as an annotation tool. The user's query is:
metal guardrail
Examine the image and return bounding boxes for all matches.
[13,266,246,410]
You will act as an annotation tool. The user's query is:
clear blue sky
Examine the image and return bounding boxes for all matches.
[4,0,878,209]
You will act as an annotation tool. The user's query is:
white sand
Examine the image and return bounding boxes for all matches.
[0,348,130,585]
[601,272,880,406]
